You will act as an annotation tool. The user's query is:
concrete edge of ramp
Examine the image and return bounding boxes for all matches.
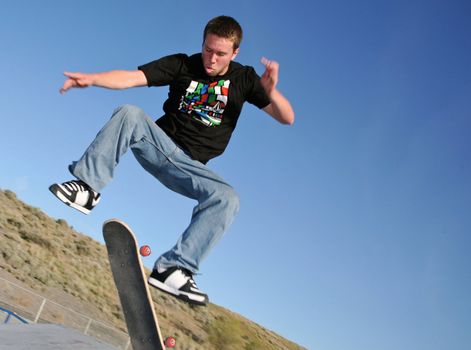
[0,323,118,350]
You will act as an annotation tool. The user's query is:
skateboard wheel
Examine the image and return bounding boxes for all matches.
[139,245,151,257]
[165,336,176,347]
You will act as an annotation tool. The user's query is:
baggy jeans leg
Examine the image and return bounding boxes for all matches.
[69,104,176,192]
[146,145,240,274]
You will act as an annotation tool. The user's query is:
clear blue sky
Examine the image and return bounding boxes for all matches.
[1,1,470,349]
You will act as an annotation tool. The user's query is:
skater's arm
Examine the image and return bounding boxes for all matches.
[60,70,147,94]
[260,57,295,125]
[262,90,295,125]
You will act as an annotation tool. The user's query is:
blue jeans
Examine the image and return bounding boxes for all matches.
[69,105,240,274]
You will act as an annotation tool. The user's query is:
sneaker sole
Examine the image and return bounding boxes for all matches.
[148,276,208,306]
[49,184,91,215]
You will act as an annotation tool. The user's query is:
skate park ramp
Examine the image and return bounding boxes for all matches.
[0,323,118,349]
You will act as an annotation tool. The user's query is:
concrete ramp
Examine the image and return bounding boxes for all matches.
[0,323,118,349]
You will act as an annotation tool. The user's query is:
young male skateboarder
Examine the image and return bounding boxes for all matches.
[50,15,294,306]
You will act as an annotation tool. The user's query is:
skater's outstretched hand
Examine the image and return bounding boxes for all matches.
[60,72,94,94]
[260,57,279,96]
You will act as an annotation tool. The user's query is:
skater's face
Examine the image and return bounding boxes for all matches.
[202,33,239,77]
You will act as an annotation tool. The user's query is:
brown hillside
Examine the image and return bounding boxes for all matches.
[0,188,306,350]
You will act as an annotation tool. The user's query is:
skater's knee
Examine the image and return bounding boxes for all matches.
[112,104,146,124]
[221,186,240,214]
[115,104,142,114]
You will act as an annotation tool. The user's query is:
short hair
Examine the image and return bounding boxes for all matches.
[203,15,243,50]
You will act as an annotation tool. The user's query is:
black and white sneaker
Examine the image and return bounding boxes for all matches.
[148,266,209,306]
[49,180,101,215]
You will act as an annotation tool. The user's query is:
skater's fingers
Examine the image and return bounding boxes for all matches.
[59,77,83,94]
[59,81,74,94]
[63,71,81,79]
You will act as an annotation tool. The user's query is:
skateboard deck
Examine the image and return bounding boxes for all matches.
[103,219,165,350]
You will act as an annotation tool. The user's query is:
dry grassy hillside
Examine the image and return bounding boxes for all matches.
[0,188,306,350]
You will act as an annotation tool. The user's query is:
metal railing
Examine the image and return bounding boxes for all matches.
[0,276,131,349]
[0,305,29,324]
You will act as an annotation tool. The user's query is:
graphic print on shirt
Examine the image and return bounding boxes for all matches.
[179,80,230,127]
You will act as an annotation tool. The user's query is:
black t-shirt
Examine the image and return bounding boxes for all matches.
[138,53,270,163]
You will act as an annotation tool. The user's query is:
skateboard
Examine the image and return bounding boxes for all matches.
[103,219,166,350]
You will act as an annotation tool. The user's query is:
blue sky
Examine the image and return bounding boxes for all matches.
[1,1,470,349]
